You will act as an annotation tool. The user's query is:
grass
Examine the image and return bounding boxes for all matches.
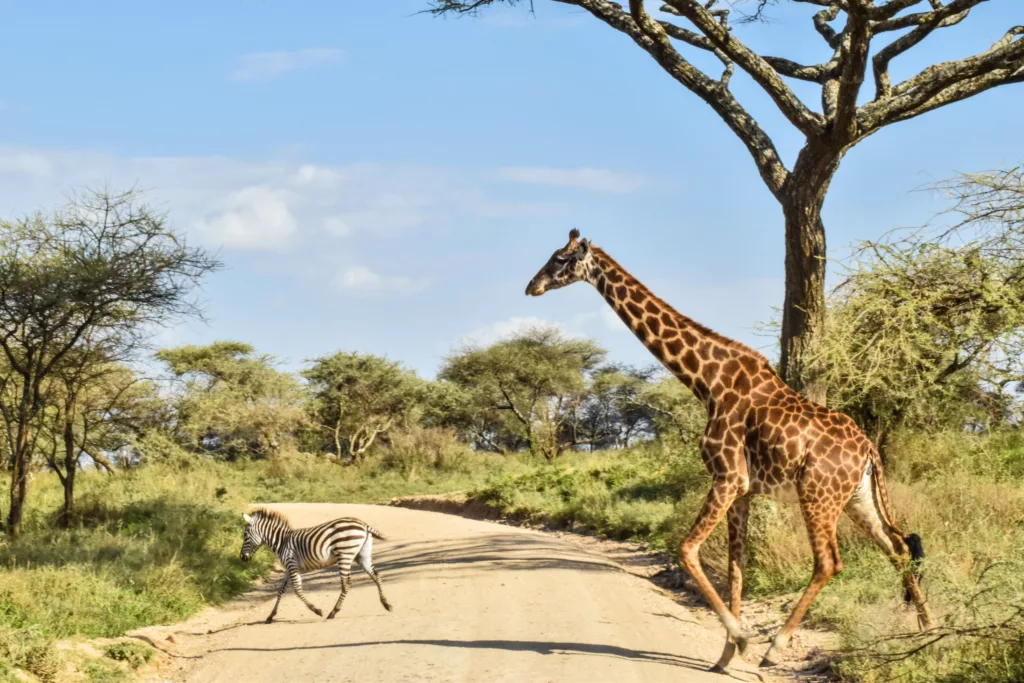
[471,430,1024,682]
[0,439,516,681]
[2,428,1022,682]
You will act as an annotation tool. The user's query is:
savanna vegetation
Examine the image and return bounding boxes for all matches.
[2,168,1024,682]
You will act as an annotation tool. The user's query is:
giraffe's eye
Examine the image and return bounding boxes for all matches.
[554,255,570,265]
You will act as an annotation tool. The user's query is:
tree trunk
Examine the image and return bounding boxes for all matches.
[778,143,844,407]
[60,416,77,527]
[7,428,30,538]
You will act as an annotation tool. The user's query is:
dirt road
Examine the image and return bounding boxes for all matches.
[138,503,783,682]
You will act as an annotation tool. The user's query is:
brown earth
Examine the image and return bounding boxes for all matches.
[131,503,834,683]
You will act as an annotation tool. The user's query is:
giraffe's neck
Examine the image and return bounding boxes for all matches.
[587,247,766,410]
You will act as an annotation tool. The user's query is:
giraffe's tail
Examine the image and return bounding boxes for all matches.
[867,447,925,603]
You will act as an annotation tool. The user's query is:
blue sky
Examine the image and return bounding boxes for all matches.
[1,1,1021,378]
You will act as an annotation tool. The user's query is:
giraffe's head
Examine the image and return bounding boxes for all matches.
[525,228,593,296]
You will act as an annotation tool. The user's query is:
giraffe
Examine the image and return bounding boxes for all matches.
[525,229,934,671]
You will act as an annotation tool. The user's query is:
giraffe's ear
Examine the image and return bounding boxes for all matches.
[576,239,590,257]
[243,513,252,523]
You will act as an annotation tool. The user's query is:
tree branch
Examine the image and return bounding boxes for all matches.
[872,0,985,99]
[833,1,872,141]
[552,0,789,196]
[660,0,825,136]
[860,26,1024,130]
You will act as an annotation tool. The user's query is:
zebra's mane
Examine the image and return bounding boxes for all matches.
[249,507,293,530]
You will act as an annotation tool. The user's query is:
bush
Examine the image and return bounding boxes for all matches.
[104,641,153,669]
[376,426,474,478]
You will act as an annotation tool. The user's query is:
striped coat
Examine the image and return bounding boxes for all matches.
[240,507,393,623]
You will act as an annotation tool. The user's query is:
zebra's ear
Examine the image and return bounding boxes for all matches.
[243,513,253,523]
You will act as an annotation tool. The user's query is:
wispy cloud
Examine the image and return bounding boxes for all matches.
[193,186,297,250]
[230,48,346,83]
[495,166,646,194]
[459,316,575,347]
[333,266,426,295]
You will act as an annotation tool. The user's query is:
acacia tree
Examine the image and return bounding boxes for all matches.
[0,189,219,537]
[157,341,306,459]
[302,351,425,462]
[428,0,1024,403]
[816,167,1024,451]
[439,327,606,458]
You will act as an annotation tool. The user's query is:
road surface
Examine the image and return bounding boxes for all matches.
[140,503,782,683]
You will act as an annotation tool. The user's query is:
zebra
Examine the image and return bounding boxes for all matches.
[240,507,393,623]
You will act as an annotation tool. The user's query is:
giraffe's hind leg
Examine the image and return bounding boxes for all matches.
[326,554,354,620]
[710,496,751,673]
[357,536,392,612]
[845,477,933,629]
[760,490,845,668]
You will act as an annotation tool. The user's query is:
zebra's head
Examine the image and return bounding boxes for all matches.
[240,512,263,562]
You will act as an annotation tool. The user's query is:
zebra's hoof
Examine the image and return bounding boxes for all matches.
[312,608,323,617]
[383,602,393,612]
[326,611,337,620]
[264,617,274,625]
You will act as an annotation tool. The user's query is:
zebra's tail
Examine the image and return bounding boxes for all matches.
[367,525,386,541]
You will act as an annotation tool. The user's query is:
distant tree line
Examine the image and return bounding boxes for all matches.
[3,167,1024,536]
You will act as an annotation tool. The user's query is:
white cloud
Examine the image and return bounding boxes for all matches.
[193,186,297,250]
[333,266,424,295]
[323,216,352,237]
[495,166,646,194]
[600,306,628,332]
[459,315,585,347]
[0,150,52,177]
[230,48,346,83]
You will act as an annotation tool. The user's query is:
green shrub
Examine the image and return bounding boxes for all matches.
[104,641,153,668]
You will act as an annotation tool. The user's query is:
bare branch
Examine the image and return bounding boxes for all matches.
[549,0,789,195]
[873,0,978,32]
[661,0,826,136]
[813,3,842,49]
[872,0,983,99]
[658,6,838,82]
[831,2,873,141]
[861,26,1024,130]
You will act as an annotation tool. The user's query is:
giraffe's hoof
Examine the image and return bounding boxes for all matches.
[707,664,728,675]
[759,652,780,668]
[264,617,274,625]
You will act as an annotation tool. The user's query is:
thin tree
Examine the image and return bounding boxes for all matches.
[426,0,1024,403]
[0,189,220,537]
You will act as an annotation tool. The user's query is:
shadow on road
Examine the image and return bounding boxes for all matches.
[210,637,716,673]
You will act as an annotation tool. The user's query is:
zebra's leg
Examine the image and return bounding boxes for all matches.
[357,536,392,612]
[326,554,353,620]
[288,567,323,618]
[265,574,290,624]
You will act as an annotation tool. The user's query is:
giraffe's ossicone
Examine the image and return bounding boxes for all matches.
[526,229,933,672]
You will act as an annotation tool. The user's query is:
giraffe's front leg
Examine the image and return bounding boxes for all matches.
[265,574,290,624]
[710,495,751,673]
[289,568,323,618]
[679,472,752,652]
